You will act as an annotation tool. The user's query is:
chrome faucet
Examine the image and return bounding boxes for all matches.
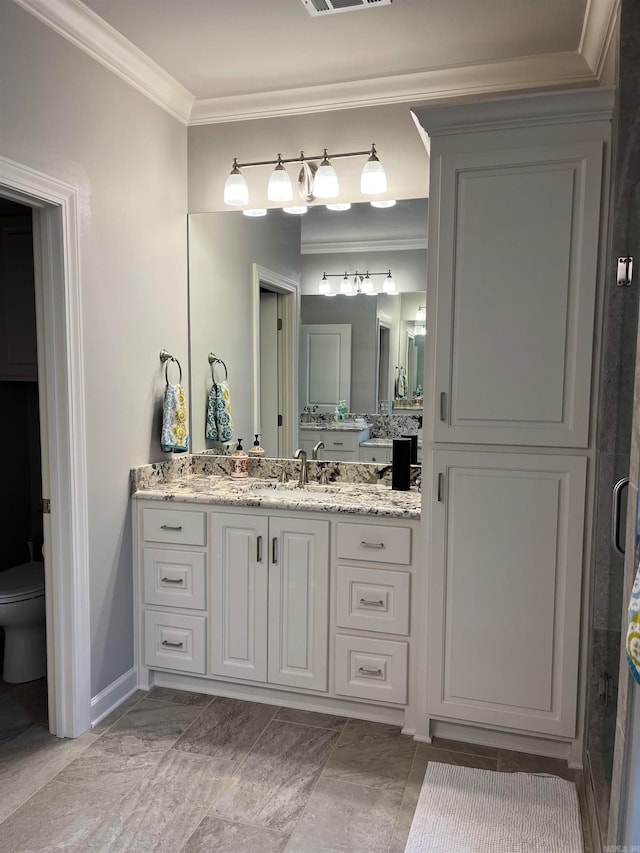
[312,440,324,460]
[293,448,309,486]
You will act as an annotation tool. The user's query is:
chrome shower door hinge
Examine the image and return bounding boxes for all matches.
[617,256,633,286]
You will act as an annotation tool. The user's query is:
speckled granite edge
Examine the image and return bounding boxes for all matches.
[131,454,421,495]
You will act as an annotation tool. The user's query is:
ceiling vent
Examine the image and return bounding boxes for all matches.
[301,0,393,17]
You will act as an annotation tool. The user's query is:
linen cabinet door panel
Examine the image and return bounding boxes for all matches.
[433,142,602,447]
[268,517,329,692]
[428,451,586,737]
[210,513,269,683]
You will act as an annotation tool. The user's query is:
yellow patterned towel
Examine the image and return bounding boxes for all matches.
[161,382,189,453]
[627,565,640,685]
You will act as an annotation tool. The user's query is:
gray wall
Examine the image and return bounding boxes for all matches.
[1,2,189,696]
[188,211,301,451]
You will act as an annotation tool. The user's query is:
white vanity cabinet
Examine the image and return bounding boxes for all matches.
[299,428,369,461]
[210,511,329,691]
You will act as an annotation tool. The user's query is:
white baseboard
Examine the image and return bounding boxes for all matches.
[90,666,138,728]
[431,719,575,762]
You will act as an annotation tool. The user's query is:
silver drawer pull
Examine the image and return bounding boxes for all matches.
[160,524,183,531]
[358,666,383,677]
[359,598,384,607]
[161,577,184,585]
[161,639,184,648]
[332,441,344,446]
[360,541,385,549]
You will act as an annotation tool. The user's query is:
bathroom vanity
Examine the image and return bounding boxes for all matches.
[132,456,422,727]
[298,422,370,462]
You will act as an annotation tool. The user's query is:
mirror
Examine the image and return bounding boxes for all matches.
[188,199,427,457]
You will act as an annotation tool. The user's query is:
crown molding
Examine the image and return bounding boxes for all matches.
[302,237,428,255]
[12,0,193,124]
[14,0,618,127]
[579,0,620,79]
[189,51,597,126]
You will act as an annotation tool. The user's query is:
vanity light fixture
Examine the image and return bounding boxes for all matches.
[223,145,386,207]
[242,208,267,217]
[283,206,308,215]
[319,269,397,296]
[415,305,425,322]
[370,199,396,208]
[326,202,351,211]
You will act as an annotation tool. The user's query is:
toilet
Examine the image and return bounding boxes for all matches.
[0,561,46,683]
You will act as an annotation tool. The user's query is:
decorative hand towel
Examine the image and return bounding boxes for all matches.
[161,382,190,453]
[626,564,640,685]
[206,380,234,443]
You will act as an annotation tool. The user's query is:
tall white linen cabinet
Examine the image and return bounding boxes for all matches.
[413,89,613,762]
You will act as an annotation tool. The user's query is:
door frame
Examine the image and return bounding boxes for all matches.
[252,264,299,458]
[0,156,91,737]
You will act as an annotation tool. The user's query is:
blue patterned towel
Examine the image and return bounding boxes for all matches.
[206,380,234,443]
[161,382,190,453]
[626,564,640,685]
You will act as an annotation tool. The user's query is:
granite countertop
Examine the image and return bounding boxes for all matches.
[299,422,369,433]
[133,474,420,519]
[360,437,423,448]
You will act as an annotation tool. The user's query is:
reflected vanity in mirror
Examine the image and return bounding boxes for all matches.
[188,198,427,461]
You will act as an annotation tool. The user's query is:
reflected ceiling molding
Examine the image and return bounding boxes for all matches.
[302,237,428,255]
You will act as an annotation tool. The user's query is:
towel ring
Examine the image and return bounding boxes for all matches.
[160,349,182,386]
[208,353,228,383]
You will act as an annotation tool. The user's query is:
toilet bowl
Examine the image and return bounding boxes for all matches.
[0,561,46,683]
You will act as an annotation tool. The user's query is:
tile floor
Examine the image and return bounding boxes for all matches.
[0,679,593,852]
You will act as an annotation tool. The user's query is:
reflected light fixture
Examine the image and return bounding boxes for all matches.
[223,158,249,206]
[223,145,386,207]
[319,269,397,296]
[283,206,308,215]
[371,199,396,208]
[415,305,425,322]
[242,208,267,217]
[326,202,351,211]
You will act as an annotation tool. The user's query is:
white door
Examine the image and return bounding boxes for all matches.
[300,324,351,413]
[428,450,586,737]
[431,141,603,447]
[268,517,329,691]
[210,513,269,682]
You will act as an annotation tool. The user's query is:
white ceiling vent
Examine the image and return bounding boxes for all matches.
[301,0,393,17]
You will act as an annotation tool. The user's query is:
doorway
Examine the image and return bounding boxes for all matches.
[377,322,391,409]
[253,264,299,458]
[0,157,91,738]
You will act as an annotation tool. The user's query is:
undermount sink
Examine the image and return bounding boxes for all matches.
[245,482,339,500]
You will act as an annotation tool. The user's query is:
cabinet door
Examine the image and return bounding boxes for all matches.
[268,517,329,691]
[0,218,37,381]
[432,141,602,447]
[428,450,586,737]
[210,513,269,682]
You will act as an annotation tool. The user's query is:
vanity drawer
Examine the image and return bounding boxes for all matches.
[334,635,407,704]
[322,434,361,453]
[359,446,392,464]
[144,610,206,674]
[336,566,410,635]
[142,508,206,546]
[143,548,206,610]
[336,522,411,565]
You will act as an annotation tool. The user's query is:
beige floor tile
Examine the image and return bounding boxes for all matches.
[286,778,402,853]
[275,707,347,732]
[91,689,148,734]
[429,735,499,759]
[212,720,339,833]
[322,720,416,792]
[183,816,289,853]
[0,723,98,823]
[498,749,578,782]
[146,686,214,707]
[0,779,120,852]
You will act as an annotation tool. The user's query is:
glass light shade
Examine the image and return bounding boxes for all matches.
[283,206,308,215]
[224,168,249,206]
[339,273,353,295]
[383,271,396,294]
[361,155,387,194]
[319,274,331,295]
[313,162,339,199]
[415,306,425,322]
[361,273,374,294]
[326,202,351,211]
[370,199,396,208]
[242,208,267,217]
[267,163,293,202]
[415,324,426,336]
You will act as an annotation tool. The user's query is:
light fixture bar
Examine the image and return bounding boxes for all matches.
[232,147,375,170]
[321,270,393,279]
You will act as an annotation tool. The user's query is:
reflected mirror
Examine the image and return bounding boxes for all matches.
[188,198,427,458]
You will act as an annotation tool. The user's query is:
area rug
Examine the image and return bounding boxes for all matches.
[404,762,583,853]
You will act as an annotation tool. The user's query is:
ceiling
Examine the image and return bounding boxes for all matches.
[16,0,618,124]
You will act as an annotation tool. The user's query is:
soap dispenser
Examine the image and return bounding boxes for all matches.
[230,438,249,480]
[249,434,265,458]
